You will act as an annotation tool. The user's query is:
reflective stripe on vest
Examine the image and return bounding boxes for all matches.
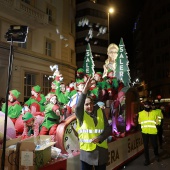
[77,108,108,151]
[79,139,107,143]
[78,129,104,134]
[139,110,157,134]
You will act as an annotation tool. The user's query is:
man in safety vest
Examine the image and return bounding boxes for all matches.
[75,76,112,170]
[151,102,164,149]
[138,101,159,166]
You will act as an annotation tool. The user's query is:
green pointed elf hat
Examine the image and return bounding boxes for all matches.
[76,79,85,86]
[77,68,84,74]
[9,89,20,99]
[22,112,34,121]
[95,72,103,77]
[32,85,41,93]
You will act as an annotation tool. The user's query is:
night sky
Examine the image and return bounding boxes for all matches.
[109,0,145,63]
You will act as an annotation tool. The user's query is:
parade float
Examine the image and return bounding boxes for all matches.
[0,38,144,170]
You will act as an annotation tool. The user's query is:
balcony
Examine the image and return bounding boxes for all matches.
[0,0,49,27]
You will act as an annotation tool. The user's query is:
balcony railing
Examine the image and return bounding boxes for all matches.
[0,0,48,25]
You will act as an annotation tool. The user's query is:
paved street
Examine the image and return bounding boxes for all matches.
[119,117,170,170]
[120,147,170,170]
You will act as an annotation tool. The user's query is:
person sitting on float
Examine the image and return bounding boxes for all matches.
[76,68,90,83]
[106,69,119,100]
[24,85,46,116]
[94,71,110,102]
[21,112,43,140]
[49,80,58,94]
[1,89,22,125]
[88,79,99,103]
[39,93,64,138]
[67,79,85,115]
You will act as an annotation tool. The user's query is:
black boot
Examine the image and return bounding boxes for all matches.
[144,160,150,166]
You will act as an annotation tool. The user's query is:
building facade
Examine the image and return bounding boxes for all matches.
[133,0,170,101]
[0,0,76,102]
[76,0,110,72]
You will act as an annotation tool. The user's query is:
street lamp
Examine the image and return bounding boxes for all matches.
[108,7,114,45]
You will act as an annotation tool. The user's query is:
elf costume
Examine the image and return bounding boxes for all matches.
[24,85,46,114]
[67,79,85,115]
[40,94,62,136]
[88,80,99,103]
[22,112,43,139]
[106,69,119,100]
[1,89,22,125]
[94,72,110,102]
[76,68,85,82]
[55,81,69,105]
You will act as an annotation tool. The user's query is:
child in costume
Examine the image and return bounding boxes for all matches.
[39,94,64,136]
[67,79,85,115]
[24,85,46,116]
[21,112,44,139]
[88,79,99,103]
[76,68,85,82]
[106,69,119,100]
[1,89,22,125]
[94,72,110,102]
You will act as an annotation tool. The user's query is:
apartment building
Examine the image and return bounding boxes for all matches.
[133,0,170,100]
[76,0,110,72]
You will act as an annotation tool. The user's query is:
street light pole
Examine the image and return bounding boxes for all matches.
[108,12,110,45]
[107,7,114,46]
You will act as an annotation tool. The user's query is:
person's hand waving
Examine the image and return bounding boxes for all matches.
[82,76,95,94]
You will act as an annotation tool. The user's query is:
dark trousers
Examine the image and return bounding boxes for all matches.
[157,120,163,147]
[142,133,159,162]
[81,161,106,170]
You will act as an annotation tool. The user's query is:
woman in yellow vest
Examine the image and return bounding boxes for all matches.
[138,101,159,166]
[75,77,112,170]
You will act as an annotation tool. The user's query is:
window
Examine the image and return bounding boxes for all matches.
[24,73,36,102]
[46,7,53,22]
[45,39,55,57]
[42,74,53,95]
[46,4,56,24]
[42,75,53,95]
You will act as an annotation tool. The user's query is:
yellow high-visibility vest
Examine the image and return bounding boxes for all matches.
[156,109,163,125]
[77,108,108,151]
[138,110,158,134]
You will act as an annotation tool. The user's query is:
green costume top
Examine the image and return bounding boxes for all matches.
[24,94,46,112]
[96,80,110,90]
[2,101,22,119]
[88,87,99,102]
[41,103,60,129]
[68,89,77,100]
[55,81,69,104]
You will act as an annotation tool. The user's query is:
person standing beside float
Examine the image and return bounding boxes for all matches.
[75,76,111,170]
[138,101,159,166]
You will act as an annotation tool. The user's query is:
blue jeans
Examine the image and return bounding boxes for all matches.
[81,161,106,170]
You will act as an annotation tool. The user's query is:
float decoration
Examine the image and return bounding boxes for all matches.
[115,38,131,87]
[83,43,95,76]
